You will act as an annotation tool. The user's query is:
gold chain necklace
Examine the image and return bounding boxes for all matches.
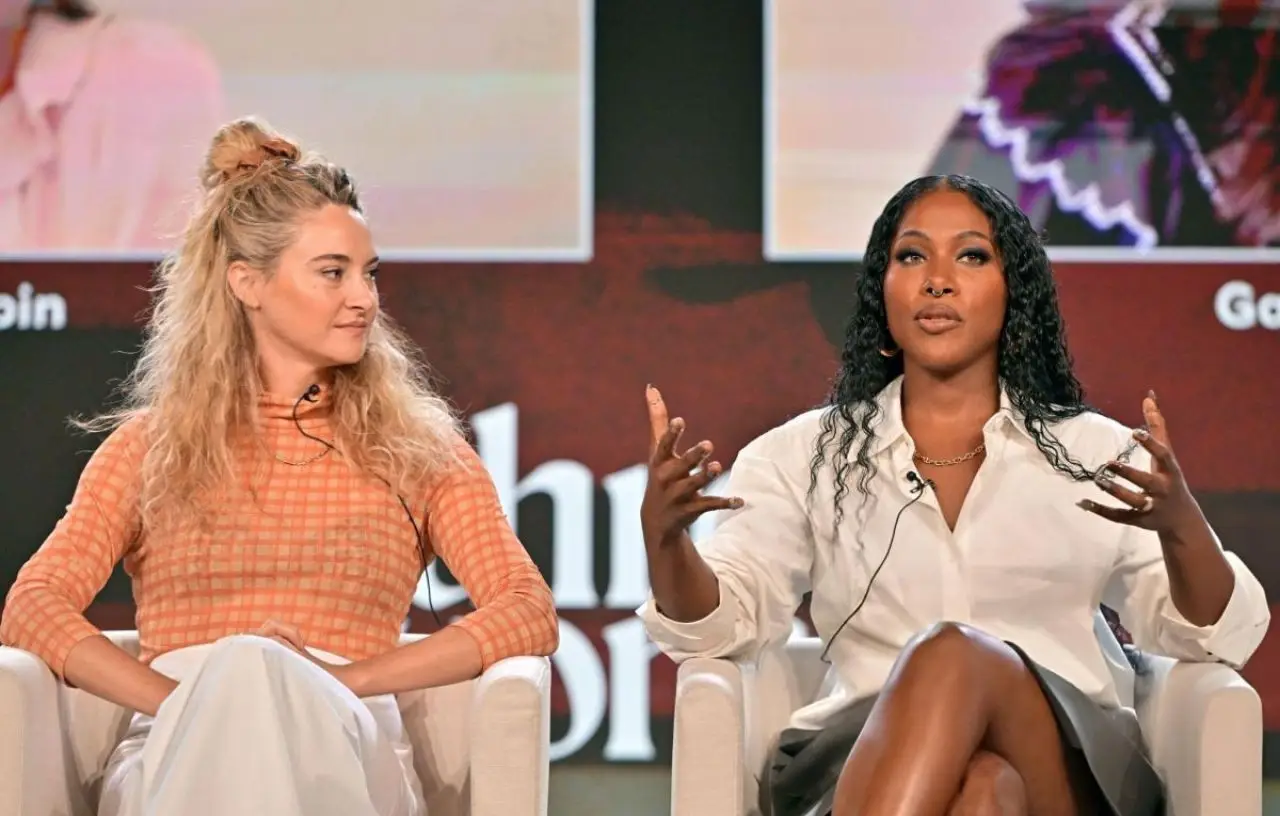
[913,442,985,467]
[261,433,333,467]
[273,446,331,467]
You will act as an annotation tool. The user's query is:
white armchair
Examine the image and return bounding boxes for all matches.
[0,631,551,816]
[671,636,1263,816]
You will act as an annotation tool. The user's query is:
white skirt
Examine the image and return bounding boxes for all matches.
[97,634,426,816]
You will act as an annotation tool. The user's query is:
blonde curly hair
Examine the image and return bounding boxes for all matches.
[82,117,462,524]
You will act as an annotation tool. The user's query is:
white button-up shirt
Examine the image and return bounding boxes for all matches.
[0,13,223,253]
[640,377,1270,731]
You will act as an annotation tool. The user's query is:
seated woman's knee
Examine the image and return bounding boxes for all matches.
[213,633,288,656]
[201,634,299,673]
[892,622,1020,704]
[904,621,990,668]
[951,751,1027,816]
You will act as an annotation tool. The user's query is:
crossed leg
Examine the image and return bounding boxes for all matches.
[832,621,1087,816]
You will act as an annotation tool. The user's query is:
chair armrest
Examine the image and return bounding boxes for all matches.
[469,656,552,816]
[672,658,747,816]
[0,645,78,816]
[1135,656,1262,816]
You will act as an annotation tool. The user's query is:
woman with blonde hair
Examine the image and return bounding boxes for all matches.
[0,117,558,816]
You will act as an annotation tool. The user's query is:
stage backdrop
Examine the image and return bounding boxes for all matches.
[3,247,1278,763]
[2,0,1278,770]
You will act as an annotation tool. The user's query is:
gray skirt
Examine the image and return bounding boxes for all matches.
[767,644,1165,816]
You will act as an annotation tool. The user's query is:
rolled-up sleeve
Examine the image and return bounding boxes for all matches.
[638,437,814,663]
[1103,452,1269,668]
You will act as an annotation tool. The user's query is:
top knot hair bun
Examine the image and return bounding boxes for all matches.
[200,117,302,192]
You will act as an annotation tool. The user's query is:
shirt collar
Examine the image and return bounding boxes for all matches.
[865,375,1035,458]
[12,12,106,121]
[258,388,332,422]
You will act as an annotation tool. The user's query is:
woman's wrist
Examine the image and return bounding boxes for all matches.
[143,674,179,717]
[330,661,367,697]
[1159,503,1212,550]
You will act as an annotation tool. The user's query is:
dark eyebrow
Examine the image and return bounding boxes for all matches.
[309,253,350,264]
[895,228,992,243]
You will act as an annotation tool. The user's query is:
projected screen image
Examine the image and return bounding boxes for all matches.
[767,0,1280,261]
[1,0,592,260]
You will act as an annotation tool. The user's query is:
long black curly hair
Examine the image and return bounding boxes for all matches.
[808,174,1098,519]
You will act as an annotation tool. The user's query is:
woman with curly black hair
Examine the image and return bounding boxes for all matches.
[638,175,1268,815]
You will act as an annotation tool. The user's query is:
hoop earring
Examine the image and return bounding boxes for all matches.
[878,346,899,358]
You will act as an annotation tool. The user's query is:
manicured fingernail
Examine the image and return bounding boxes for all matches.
[1133,428,1149,440]
[1147,389,1157,401]
[730,498,744,508]
[1094,470,1113,485]
[1076,500,1092,510]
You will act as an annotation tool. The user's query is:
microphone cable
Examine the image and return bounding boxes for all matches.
[290,385,444,628]
[820,471,931,664]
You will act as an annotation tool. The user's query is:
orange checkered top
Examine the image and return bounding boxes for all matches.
[0,394,558,678]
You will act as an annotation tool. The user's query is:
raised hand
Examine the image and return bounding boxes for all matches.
[640,385,743,548]
[1079,391,1204,535]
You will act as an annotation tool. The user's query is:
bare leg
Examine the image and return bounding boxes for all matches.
[946,752,1028,816]
[831,622,1079,816]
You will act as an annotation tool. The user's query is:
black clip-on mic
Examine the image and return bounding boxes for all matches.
[905,470,933,495]
[819,470,931,663]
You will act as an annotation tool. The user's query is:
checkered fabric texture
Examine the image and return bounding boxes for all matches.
[0,396,557,676]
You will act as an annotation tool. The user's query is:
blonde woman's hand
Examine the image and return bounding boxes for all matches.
[254,619,306,651]
[254,619,356,690]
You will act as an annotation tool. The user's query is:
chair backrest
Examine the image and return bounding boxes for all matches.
[774,612,1137,710]
[59,632,478,814]
[394,634,477,815]
[750,618,1138,770]
[59,632,142,805]
[737,636,828,790]
[777,637,829,705]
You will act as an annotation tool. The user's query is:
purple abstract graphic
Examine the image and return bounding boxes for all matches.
[930,2,1280,248]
